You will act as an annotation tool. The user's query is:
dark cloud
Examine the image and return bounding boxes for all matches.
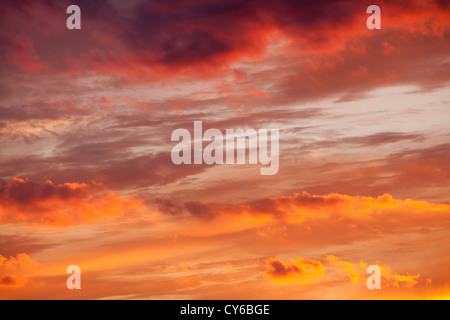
[1,0,447,84]
[0,177,89,205]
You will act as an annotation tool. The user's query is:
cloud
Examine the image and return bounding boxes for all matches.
[378,264,421,288]
[0,253,37,271]
[0,235,55,257]
[326,256,421,288]
[0,98,90,122]
[264,257,325,283]
[0,32,45,74]
[316,132,425,148]
[0,274,27,287]
[1,0,448,87]
[267,255,421,288]
[0,253,38,288]
[0,178,144,226]
[327,255,365,282]
[152,191,450,265]
[292,143,450,203]
[0,189,445,298]
[0,0,448,300]
[184,191,450,223]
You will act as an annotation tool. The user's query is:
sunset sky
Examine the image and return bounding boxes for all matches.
[0,0,449,299]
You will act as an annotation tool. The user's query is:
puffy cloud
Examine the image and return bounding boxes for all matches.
[0,178,144,226]
[0,253,38,288]
[327,255,365,282]
[264,257,325,283]
[267,255,421,289]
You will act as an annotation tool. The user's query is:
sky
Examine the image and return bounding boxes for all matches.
[0,0,449,299]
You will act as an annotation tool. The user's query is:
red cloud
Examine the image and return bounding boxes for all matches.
[266,255,421,288]
[171,191,450,253]
[0,178,144,226]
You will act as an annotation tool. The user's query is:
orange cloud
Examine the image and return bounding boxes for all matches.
[1,0,447,81]
[189,192,449,226]
[265,255,423,291]
[264,257,325,284]
[0,254,38,288]
[326,255,365,282]
[0,178,144,226]
[322,255,421,289]
[378,264,420,288]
